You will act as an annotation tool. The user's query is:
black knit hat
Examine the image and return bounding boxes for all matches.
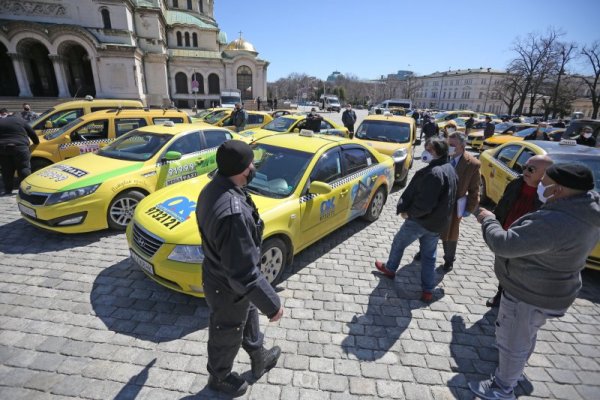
[546,163,595,191]
[216,140,254,177]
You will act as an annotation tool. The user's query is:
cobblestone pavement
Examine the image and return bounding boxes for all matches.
[1,138,599,400]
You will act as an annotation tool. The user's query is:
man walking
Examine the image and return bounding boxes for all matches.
[0,113,40,195]
[374,137,458,302]
[341,103,357,138]
[483,115,495,140]
[470,163,600,400]
[196,140,283,397]
[465,115,475,134]
[421,116,439,141]
[439,132,481,271]
[232,103,247,132]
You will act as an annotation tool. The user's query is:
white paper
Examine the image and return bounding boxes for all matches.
[457,196,467,217]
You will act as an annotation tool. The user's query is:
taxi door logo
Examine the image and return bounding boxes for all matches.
[320,197,335,220]
[156,196,196,222]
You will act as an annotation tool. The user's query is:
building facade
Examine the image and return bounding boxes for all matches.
[0,0,268,108]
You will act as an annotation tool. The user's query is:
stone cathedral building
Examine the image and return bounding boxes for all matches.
[0,0,269,108]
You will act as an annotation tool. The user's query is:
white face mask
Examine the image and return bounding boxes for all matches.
[448,146,456,156]
[447,127,456,134]
[536,182,555,204]
[583,132,592,139]
[421,150,434,163]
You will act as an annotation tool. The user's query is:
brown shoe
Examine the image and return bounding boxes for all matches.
[421,291,433,302]
[375,260,395,279]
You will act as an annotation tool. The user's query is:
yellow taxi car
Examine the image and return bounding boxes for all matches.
[189,107,228,123]
[479,140,600,270]
[352,114,418,187]
[16,123,237,233]
[203,109,273,131]
[434,110,478,125]
[126,131,395,296]
[239,114,349,141]
[30,109,190,171]
[31,97,144,135]
[481,127,566,151]
[469,122,535,150]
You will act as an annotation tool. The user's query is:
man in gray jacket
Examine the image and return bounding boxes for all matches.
[470,163,600,400]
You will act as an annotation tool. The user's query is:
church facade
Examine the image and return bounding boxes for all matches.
[0,0,268,108]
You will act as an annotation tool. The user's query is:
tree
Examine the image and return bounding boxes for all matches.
[549,42,577,118]
[493,74,523,115]
[580,41,600,119]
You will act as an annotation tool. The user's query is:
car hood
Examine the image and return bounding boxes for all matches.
[239,128,282,142]
[22,153,144,192]
[353,139,411,156]
[133,175,286,244]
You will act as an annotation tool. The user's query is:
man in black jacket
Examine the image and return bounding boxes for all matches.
[483,115,495,139]
[305,108,323,133]
[421,116,439,140]
[0,114,39,195]
[576,125,596,147]
[374,137,458,302]
[196,140,283,397]
[341,104,357,137]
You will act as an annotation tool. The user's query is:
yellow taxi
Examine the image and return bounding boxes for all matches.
[203,109,273,131]
[481,127,566,151]
[16,123,238,233]
[189,107,228,123]
[434,110,478,125]
[30,109,190,171]
[469,122,535,150]
[352,114,418,186]
[239,114,349,141]
[126,131,395,296]
[479,140,600,270]
[31,97,144,135]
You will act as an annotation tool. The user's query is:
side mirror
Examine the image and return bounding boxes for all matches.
[45,121,53,129]
[162,151,182,161]
[308,181,332,195]
[414,139,422,146]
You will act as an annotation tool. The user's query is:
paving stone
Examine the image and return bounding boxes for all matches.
[318,373,348,392]
[348,377,377,395]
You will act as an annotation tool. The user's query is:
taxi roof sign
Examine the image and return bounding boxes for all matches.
[299,129,314,137]
[559,139,577,146]
[163,121,176,127]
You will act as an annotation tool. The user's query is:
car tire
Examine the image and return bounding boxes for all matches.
[480,178,491,205]
[31,158,52,172]
[397,174,408,188]
[107,190,146,230]
[363,186,387,222]
[261,237,287,285]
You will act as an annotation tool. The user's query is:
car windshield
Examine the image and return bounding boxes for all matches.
[245,144,312,198]
[494,122,513,132]
[221,96,240,104]
[261,117,297,132]
[205,110,230,124]
[97,131,173,161]
[32,108,54,125]
[435,112,448,120]
[43,118,84,140]
[551,156,600,192]
[355,120,411,143]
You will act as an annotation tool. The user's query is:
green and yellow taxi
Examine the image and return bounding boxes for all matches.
[239,114,349,141]
[352,114,418,186]
[126,131,395,296]
[481,127,566,151]
[203,109,273,131]
[434,110,478,126]
[30,108,190,171]
[17,122,238,233]
[469,122,535,150]
[189,107,228,123]
[479,140,600,270]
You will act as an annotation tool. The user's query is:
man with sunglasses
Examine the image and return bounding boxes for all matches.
[484,155,553,307]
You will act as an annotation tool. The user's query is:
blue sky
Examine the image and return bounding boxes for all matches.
[215,0,600,81]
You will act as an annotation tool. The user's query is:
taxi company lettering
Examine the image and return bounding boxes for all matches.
[156,196,196,222]
[51,164,89,178]
[320,197,336,220]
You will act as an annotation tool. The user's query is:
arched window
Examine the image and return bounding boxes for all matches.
[101,8,111,29]
[173,0,178,7]
[208,73,220,94]
[192,32,198,47]
[237,66,252,100]
[199,0,203,13]
[187,0,193,9]
[176,31,182,46]
[175,72,188,94]
[192,73,204,94]
[184,32,190,47]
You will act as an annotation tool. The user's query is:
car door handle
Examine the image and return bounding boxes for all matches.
[340,188,349,196]
[370,175,378,182]
[195,158,204,165]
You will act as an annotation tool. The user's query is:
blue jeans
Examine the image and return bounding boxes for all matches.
[385,218,439,291]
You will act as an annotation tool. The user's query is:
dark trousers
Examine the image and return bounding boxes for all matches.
[345,124,354,138]
[204,280,263,379]
[0,145,31,193]
[442,240,457,264]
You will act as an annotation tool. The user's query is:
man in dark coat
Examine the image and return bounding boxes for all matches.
[196,140,283,397]
[305,108,323,133]
[576,125,596,147]
[0,113,40,195]
[374,137,458,302]
[421,116,439,140]
[465,116,475,134]
[341,104,357,137]
[232,103,247,132]
[483,115,495,139]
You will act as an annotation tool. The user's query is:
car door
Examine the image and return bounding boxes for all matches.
[155,131,203,189]
[196,129,233,173]
[340,146,380,220]
[511,146,537,175]
[58,119,111,160]
[488,144,521,202]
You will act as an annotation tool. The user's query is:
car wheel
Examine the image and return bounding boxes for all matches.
[261,238,287,285]
[397,173,408,188]
[363,187,386,222]
[480,178,491,205]
[31,158,52,172]
[107,190,145,230]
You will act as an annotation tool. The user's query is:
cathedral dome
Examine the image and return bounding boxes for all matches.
[224,36,257,53]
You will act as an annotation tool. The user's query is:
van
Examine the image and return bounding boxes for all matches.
[30,97,144,135]
[369,99,412,115]
[30,108,190,170]
[320,95,342,112]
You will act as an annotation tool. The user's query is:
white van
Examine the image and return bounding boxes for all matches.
[369,99,412,115]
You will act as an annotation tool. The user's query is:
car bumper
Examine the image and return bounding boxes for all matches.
[126,223,205,297]
[393,160,409,182]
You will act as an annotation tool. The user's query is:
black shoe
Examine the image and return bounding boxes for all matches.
[414,251,421,261]
[442,261,453,272]
[249,346,281,379]
[208,372,248,397]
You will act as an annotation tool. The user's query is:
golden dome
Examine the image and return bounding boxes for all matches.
[225,36,257,52]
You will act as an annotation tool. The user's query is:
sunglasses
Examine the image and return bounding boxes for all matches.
[524,165,537,173]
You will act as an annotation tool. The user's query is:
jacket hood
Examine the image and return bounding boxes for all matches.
[543,191,600,229]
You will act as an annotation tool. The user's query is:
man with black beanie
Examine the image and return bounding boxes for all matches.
[196,140,283,397]
[470,163,600,400]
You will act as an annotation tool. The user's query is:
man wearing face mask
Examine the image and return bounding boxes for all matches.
[196,140,283,397]
[471,163,600,400]
[374,137,458,302]
[440,120,458,139]
[576,126,596,147]
[341,103,357,138]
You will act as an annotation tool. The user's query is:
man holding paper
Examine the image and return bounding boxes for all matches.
[440,132,481,272]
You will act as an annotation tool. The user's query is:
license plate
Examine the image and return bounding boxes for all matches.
[130,249,154,276]
[18,203,36,218]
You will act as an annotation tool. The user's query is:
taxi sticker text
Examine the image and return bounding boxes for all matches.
[320,197,336,220]
[145,196,197,229]
[39,169,68,182]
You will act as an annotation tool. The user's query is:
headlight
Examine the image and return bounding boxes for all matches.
[167,245,204,263]
[392,148,408,163]
[45,184,100,205]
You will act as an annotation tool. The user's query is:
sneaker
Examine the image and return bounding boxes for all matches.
[442,261,453,272]
[420,291,433,302]
[208,372,248,397]
[249,346,281,379]
[468,377,516,400]
[374,260,395,279]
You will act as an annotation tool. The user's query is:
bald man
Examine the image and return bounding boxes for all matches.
[485,155,554,307]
